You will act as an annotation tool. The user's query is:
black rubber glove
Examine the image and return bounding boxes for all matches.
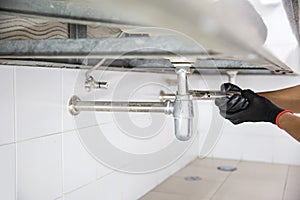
[215,83,284,125]
[215,83,249,115]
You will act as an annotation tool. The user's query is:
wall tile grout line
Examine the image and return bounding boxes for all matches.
[15,143,18,200]
[16,131,63,144]
[60,67,118,200]
[54,196,64,200]
[281,165,290,200]
[15,124,99,145]
[62,124,99,134]
[13,66,16,144]
[61,69,65,200]
[0,141,15,147]
[62,124,100,134]
[62,170,115,196]
[61,113,148,135]
[13,66,17,200]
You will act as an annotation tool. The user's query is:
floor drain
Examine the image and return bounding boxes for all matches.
[184,176,202,181]
[217,166,237,172]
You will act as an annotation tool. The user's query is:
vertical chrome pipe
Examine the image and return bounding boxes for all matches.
[177,68,189,95]
[173,67,194,141]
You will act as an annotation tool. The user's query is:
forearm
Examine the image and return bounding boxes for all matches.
[278,113,300,142]
[258,85,300,113]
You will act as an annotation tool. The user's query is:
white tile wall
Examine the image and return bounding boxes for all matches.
[17,135,62,200]
[273,137,300,165]
[210,122,277,161]
[209,127,244,160]
[63,130,111,192]
[0,144,15,200]
[0,66,14,145]
[1,66,198,200]
[62,69,80,131]
[15,67,62,141]
[120,144,199,200]
[100,115,175,154]
[240,133,273,163]
[96,163,114,179]
[1,63,299,200]
[64,136,198,200]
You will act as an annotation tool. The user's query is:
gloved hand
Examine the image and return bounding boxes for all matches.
[215,83,284,125]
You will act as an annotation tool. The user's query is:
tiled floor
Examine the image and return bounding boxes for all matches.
[140,158,300,200]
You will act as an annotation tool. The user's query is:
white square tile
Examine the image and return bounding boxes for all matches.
[15,67,62,141]
[63,130,98,192]
[96,163,113,179]
[240,134,273,163]
[0,144,15,200]
[0,66,14,145]
[211,122,277,163]
[273,137,300,165]
[73,125,123,172]
[95,122,122,150]
[70,125,114,179]
[95,116,198,173]
[17,135,62,200]
[116,116,175,154]
[211,130,244,160]
[198,104,227,158]
[97,172,130,200]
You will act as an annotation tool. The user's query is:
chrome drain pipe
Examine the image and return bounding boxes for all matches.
[173,66,194,141]
[68,96,174,116]
[68,65,197,141]
[68,94,194,141]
